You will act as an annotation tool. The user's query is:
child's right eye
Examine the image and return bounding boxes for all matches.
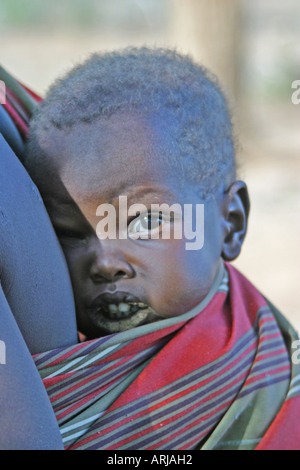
[127,211,171,239]
[55,229,87,246]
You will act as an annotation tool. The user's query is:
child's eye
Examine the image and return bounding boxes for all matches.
[56,229,87,246]
[127,211,169,239]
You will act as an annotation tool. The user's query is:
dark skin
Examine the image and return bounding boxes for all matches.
[0,136,77,449]
[36,111,250,340]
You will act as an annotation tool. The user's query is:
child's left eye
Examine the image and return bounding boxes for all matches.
[128,211,167,239]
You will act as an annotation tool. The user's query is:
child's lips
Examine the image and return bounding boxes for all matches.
[88,291,149,320]
[86,291,159,333]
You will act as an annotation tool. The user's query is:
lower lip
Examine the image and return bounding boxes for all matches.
[87,305,157,334]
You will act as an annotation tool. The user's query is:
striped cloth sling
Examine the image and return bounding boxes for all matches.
[33,262,300,450]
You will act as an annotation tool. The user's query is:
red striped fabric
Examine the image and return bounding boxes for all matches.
[1,76,41,139]
[256,396,300,450]
[34,264,300,450]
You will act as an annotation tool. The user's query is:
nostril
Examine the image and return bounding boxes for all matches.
[115,270,123,277]
[91,268,130,283]
[114,270,127,280]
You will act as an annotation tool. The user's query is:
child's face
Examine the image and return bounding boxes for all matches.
[40,112,226,338]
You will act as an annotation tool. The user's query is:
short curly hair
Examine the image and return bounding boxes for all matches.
[25,47,236,198]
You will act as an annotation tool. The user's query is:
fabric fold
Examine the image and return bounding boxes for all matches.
[33,262,300,450]
[0,64,40,142]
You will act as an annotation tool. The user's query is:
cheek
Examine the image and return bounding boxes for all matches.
[144,241,200,307]
[144,238,220,315]
[146,238,210,279]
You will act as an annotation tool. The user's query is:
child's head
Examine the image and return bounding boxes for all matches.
[25,48,249,338]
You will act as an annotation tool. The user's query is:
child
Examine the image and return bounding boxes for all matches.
[20,48,300,449]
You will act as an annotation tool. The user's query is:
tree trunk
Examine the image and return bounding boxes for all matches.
[169,0,241,100]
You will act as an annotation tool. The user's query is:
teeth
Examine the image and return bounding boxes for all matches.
[108,304,118,313]
[107,302,143,314]
[94,301,148,319]
[118,302,130,313]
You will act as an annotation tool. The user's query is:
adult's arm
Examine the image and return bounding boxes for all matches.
[0,285,64,449]
[0,134,78,448]
[0,134,78,353]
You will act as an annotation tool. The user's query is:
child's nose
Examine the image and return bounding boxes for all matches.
[89,240,135,283]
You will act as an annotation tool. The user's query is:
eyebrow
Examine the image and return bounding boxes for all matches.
[111,185,178,206]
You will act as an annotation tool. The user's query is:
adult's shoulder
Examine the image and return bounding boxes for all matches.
[0,135,77,353]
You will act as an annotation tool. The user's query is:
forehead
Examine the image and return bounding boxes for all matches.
[39,111,225,235]
[41,111,181,202]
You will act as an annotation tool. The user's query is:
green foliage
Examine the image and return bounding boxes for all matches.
[0,0,166,31]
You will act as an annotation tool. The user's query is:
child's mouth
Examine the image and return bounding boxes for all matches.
[87,292,158,333]
[92,301,148,319]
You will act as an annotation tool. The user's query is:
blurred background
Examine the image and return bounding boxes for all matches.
[1,0,299,331]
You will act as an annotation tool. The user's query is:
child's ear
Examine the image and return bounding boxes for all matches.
[221,180,250,261]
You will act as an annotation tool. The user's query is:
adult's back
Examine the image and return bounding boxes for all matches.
[0,133,77,449]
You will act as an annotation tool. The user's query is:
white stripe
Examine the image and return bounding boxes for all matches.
[288,384,300,397]
[291,374,300,387]
[61,411,105,435]
[44,343,121,379]
[218,282,229,291]
[62,429,87,444]
[45,356,86,379]
[218,438,261,447]
[72,343,121,372]
[62,413,106,444]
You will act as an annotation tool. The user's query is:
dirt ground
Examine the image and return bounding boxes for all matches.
[1,32,299,333]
